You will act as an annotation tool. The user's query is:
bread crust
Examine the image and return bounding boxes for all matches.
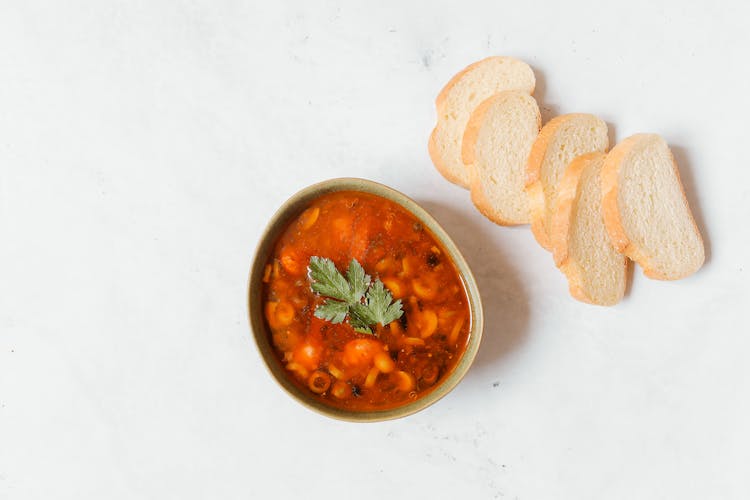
[434,56,536,112]
[463,92,539,226]
[525,115,568,250]
[431,57,505,189]
[551,152,627,305]
[430,56,535,190]
[466,96,520,225]
[558,259,601,305]
[550,153,595,267]
[525,114,608,251]
[461,94,497,167]
[552,153,594,304]
[469,172,524,225]
[428,124,469,188]
[601,134,704,280]
[434,58,487,113]
[600,136,638,256]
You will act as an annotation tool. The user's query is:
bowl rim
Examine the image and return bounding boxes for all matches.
[247,177,484,422]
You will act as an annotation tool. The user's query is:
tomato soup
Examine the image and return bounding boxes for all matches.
[261,191,471,411]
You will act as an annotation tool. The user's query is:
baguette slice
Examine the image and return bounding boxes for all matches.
[551,152,628,305]
[462,90,541,225]
[601,134,704,280]
[526,114,609,250]
[429,56,536,188]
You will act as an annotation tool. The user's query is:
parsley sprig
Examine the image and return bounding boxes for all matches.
[308,256,403,334]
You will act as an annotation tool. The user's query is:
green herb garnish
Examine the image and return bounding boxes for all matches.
[308,256,403,335]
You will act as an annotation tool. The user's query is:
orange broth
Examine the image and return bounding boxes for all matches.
[261,191,471,411]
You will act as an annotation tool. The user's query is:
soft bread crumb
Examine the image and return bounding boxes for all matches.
[429,56,535,188]
[601,134,704,280]
[526,114,609,250]
[552,153,628,305]
[463,91,541,225]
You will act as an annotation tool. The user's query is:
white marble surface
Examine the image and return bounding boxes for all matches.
[2,1,749,498]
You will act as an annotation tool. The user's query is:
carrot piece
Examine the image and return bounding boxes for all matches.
[262,264,272,283]
[342,338,382,368]
[279,247,305,276]
[292,339,322,371]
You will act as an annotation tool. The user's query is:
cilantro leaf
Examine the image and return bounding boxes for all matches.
[313,300,349,324]
[348,303,375,334]
[347,279,403,333]
[364,279,404,326]
[308,256,404,336]
[345,259,370,302]
[308,256,355,302]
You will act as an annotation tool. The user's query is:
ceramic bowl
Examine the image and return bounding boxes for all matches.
[248,178,483,421]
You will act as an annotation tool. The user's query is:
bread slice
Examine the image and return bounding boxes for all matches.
[551,152,628,305]
[601,134,704,280]
[526,114,609,250]
[429,56,536,188]
[462,90,541,225]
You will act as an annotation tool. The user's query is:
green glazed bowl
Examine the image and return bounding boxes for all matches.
[247,178,483,422]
